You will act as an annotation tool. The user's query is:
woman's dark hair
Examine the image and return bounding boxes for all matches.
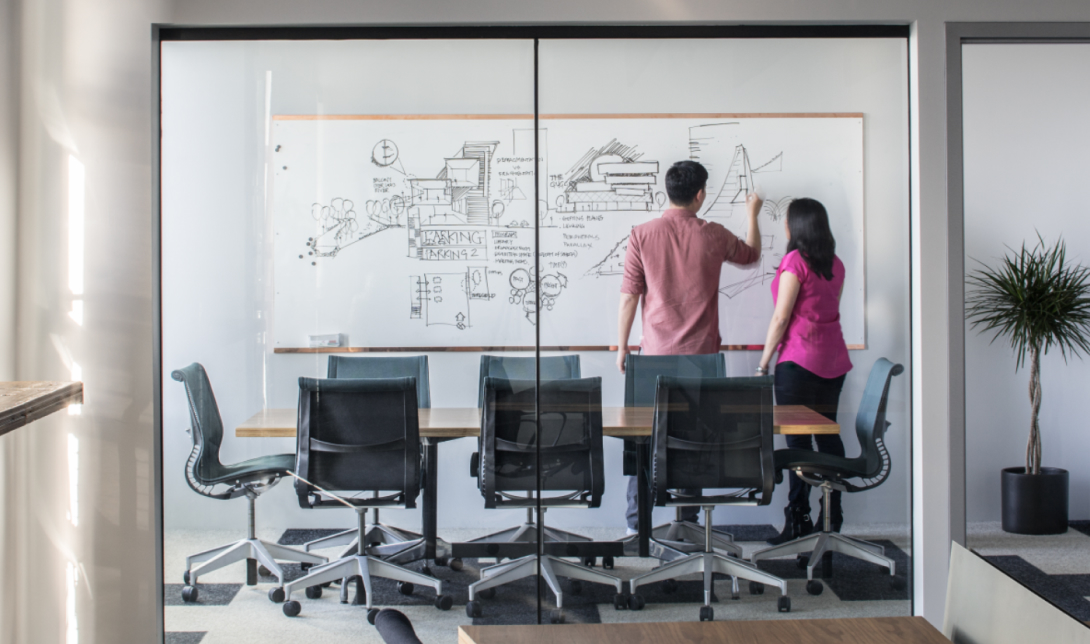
[785,198,836,280]
[665,160,708,206]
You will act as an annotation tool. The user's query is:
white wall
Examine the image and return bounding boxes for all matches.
[1,0,171,643]
[0,0,15,381]
[160,37,911,534]
[963,44,1090,523]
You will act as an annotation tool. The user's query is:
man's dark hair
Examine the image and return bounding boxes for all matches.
[665,160,709,206]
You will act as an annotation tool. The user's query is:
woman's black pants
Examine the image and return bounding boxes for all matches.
[774,361,847,516]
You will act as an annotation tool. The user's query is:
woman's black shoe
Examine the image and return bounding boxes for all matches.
[767,507,813,545]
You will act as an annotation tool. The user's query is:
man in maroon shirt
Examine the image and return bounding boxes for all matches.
[617,160,763,532]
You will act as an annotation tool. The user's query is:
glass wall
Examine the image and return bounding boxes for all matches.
[159,31,911,638]
[963,43,1090,621]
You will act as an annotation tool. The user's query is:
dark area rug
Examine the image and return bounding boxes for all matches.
[165,633,206,644]
[983,555,1090,622]
[163,584,242,606]
[713,524,779,542]
[752,538,912,601]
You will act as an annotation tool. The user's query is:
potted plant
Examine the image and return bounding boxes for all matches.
[966,234,1090,534]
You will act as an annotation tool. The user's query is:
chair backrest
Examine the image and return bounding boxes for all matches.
[851,358,905,487]
[327,355,432,408]
[479,377,604,509]
[477,355,581,408]
[651,375,775,507]
[624,353,726,407]
[171,362,228,491]
[295,376,421,509]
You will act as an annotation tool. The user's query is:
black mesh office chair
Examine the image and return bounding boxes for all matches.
[621,354,742,560]
[269,377,452,617]
[627,376,790,620]
[172,363,326,603]
[466,355,590,552]
[300,355,440,566]
[751,358,906,596]
[464,377,624,624]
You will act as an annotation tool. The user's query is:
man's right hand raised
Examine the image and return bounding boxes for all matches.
[746,191,764,216]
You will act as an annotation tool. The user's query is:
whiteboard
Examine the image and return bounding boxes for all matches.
[270,114,865,349]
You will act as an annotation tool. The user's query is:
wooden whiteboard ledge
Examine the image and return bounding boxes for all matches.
[0,381,84,437]
[275,345,866,353]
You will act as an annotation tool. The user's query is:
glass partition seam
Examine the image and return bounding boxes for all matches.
[533,36,543,625]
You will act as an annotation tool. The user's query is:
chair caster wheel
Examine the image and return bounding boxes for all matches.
[435,594,453,611]
[749,581,764,595]
[434,556,448,567]
[268,587,285,603]
[300,562,313,572]
[449,558,464,572]
[181,586,198,603]
[282,600,301,617]
[182,571,190,585]
[570,580,583,595]
[796,555,810,569]
[602,556,615,570]
[891,575,907,591]
[731,591,740,601]
[699,605,714,622]
[583,556,596,567]
[628,594,645,610]
[778,595,792,612]
[613,593,626,610]
[661,578,678,594]
[478,587,496,600]
[398,582,414,596]
[367,608,380,625]
[806,580,824,596]
[305,585,323,599]
[550,610,565,624]
[466,601,482,618]
[258,565,271,577]
[321,581,332,588]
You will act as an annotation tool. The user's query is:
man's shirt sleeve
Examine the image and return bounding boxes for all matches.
[620,231,647,295]
[721,225,761,266]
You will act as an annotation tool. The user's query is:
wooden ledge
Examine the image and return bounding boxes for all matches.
[0,381,84,437]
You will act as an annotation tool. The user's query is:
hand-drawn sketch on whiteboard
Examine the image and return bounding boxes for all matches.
[554,140,663,213]
[507,268,568,325]
[301,197,404,262]
[585,232,630,277]
[409,268,494,330]
[272,114,864,349]
[689,123,783,220]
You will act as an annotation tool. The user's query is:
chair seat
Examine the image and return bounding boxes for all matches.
[200,453,296,486]
[774,449,870,480]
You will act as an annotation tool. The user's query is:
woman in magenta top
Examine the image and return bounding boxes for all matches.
[756,198,852,545]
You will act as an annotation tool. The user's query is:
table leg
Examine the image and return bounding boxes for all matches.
[637,441,651,558]
[423,439,438,562]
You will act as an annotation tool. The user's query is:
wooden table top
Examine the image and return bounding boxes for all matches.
[0,381,84,437]
[458,617,950,644]
[236,405,838,438]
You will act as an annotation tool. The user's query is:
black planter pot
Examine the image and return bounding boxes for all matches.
[1001,467,1069,535]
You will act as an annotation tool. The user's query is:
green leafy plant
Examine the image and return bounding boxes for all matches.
[966,234,1090,475]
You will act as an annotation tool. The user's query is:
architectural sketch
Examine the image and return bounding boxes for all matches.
[508,268,567,325]
[761,196,793,222]
[585,232,630,277]
[555,140,660,213]
[372,139,399,167]
[302,197,401,262]
[719,235,780,299]
[690,123,782,219]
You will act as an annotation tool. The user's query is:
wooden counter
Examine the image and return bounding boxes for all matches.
[0,381,84,437]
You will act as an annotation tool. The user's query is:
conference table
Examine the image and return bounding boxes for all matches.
[236,405,838,561]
